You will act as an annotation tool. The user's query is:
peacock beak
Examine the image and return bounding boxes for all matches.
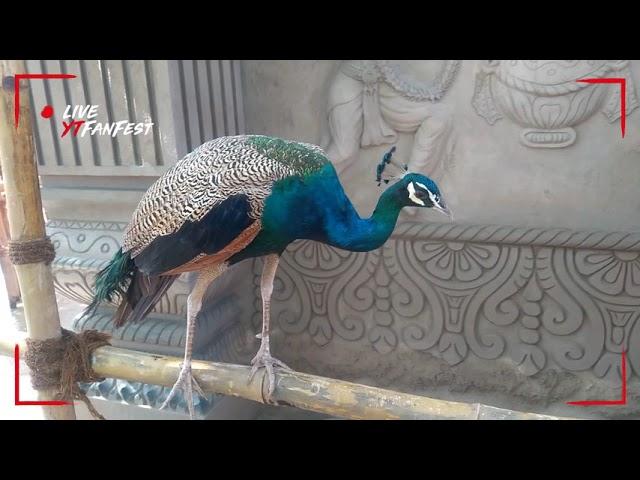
[433,199,453,221]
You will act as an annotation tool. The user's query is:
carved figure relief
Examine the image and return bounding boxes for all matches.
[325,60,460,179]
[472,60,639,148]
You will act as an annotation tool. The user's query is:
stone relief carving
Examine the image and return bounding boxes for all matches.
[324,60,459,179]
[47,219,191,317]
[52,256,110,305]
[50,255,191,317]
[48,219,127,259]
[472,60,639,148]
[256,222,640,387]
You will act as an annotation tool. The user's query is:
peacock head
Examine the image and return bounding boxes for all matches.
[376,146,453,220]
[401,173,452,219]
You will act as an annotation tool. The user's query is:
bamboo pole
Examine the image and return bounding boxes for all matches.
[0,60,76,419]
[0,336,576,420]
[0,178,22,308]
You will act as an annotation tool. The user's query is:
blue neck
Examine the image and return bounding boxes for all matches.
[324,183,403,252]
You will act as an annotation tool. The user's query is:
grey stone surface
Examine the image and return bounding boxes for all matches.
[242,60,640,231]
[239,60,640,419]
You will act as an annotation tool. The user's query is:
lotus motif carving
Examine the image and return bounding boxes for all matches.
[472,60,639,148]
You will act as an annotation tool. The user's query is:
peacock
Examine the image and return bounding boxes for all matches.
[84,135,452,418]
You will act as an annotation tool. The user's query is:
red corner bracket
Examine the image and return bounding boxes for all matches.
[577,77,627,138]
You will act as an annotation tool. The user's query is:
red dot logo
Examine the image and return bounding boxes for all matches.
[40,105,54,119]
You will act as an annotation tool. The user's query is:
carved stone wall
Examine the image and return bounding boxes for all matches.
[472,60,638,148]
[324,60,459,179]
[240,60,640,418]
[242,223,639,417]
[242,60,640,232]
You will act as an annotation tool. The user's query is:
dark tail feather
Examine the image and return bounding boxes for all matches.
[83,247,178,327]
[114,272,177,327]
[83,248,136,320]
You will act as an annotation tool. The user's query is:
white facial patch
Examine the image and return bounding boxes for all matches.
[416,182,440,206]
[407,182,425,206]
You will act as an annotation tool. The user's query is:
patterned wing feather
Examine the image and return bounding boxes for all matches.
[122,135,329,261]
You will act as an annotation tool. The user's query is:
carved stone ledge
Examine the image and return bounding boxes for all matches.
[48,219,128,260]
[50,255,192,317]
[252,221,640,417]
[73,295,241,355]
[392,222,640,250]
[47,218,192,318]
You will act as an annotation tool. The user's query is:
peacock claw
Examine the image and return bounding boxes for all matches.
[159,363,205,419]
[248,349,292,400]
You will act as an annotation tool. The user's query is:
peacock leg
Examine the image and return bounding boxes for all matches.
[248,253,292,400]
[159,264,227,419]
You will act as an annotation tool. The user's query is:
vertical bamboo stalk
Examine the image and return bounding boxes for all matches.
[0,60,76,420]
[0,178,22,307]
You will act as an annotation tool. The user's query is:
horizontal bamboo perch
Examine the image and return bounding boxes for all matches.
[0,334,576,420]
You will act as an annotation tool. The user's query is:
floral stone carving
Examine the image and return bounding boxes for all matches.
[472,60,639,148]
[256,222,640,394]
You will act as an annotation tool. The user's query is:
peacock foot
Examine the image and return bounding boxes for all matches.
[248,347,292,401]
[159,362,206,420]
